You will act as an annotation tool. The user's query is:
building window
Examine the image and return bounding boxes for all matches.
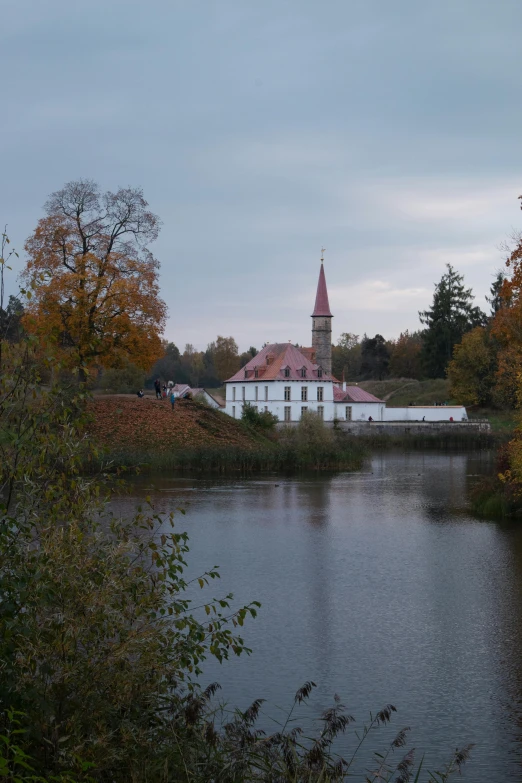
[242,387,245,401]
[255,386,258,401]
[317,386,324,402]
[284,367,290,378]
[265,386,268,401]
[301,406,308,417]
[346,406,352,421]
[232,406,236,418]
[317,368,323,378]
[244,369,248,378]
[254,367,258,378]
[301,387,308,402]
[284,386,291,401]
[264,406,268,413]
[232,387,236,402]
[284,406,291,422]
[317,405,324,419]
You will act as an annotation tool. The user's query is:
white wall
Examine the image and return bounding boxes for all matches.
[334,402,385,421]
[383,406,467,422]
[224,380,335,421]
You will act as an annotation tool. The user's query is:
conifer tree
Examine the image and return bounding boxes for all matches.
[419,264,485,378]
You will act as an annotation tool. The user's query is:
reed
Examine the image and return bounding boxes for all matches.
[99,440,366,474]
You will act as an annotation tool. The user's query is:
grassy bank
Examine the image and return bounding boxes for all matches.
[88,396,366,473]
[356,378,451,405]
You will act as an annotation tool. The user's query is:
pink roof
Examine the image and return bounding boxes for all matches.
[312,263,332,317]
[333,385,383,403]
[225,343,335,383]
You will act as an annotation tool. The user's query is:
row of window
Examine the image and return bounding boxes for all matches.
[245,367,324,379]
[231,386,324,402]
[231,405,353,421]
[283,386,325,401]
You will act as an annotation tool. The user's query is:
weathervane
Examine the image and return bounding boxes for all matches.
[320,247,325,263]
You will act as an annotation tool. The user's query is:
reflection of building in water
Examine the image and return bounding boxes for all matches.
[298,478,334,667]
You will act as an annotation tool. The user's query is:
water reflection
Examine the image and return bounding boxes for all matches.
[113,450,522,780]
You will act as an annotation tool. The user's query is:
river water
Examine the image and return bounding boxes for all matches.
[116,450,522,780]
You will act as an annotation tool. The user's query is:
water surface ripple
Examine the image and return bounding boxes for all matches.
[115,450,522,781]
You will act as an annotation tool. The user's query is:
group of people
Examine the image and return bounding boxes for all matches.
[153,379,176,409]
[136,379,194,411]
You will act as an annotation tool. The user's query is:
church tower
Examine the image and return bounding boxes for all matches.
[311,252,333,374]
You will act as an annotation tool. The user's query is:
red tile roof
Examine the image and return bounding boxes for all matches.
[225,343,335,383]
[312,263,332,317]
[333,385,383,403]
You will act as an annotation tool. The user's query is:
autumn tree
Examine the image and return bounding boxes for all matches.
[420,264,485,378]
[490,216,522,406]
[447,326,497,406]
[388,330,423,379]
[22,179,167,381]
[213,335,240,381]
[331,332,362,380]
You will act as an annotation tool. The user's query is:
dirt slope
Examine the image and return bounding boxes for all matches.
[88,397,259,453]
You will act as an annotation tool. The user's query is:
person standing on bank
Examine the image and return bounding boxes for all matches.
[154,378,161,399]
[170,388,176,411]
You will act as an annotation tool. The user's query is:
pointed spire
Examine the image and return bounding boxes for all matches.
[312,257,332,317]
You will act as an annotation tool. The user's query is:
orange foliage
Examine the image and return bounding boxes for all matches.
[89,397,257,454]
[22,180,167,379]
[491,223,522,406]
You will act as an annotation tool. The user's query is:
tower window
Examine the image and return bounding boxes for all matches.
[232,386,236,401]
[284,386,291,401]
[317,387,324,402]
[301,387,308,402]
[232,406,236,418]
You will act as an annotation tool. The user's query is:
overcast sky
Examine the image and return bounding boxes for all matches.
[2,0,521,351]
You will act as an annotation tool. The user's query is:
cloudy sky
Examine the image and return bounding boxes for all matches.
[2,0,521,351]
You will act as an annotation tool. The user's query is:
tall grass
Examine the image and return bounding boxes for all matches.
[100,440,366,474]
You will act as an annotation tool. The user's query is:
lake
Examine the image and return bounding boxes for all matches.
[114,449,522,780]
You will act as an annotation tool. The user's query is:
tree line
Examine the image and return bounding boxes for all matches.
[3,179,521,409]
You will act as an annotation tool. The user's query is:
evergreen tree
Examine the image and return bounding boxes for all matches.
[0,295,24,342]
[419,264,485,378]
[486,270,505,316]
[360,334,390,380]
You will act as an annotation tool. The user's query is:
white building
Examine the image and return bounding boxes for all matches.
[224,341,384,422]
[223,260,468,424]
[224,263,384,422]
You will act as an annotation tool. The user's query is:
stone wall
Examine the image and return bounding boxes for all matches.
[311,315,332,373]
[277,420,491,436]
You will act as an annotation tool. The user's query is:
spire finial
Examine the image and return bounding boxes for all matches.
[320,247,325,263]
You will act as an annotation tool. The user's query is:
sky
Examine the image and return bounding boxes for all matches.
[2,0,521,351]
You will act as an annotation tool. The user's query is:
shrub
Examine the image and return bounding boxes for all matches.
[241,401,278,431]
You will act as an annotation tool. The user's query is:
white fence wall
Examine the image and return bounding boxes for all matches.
[383,406,467,422]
